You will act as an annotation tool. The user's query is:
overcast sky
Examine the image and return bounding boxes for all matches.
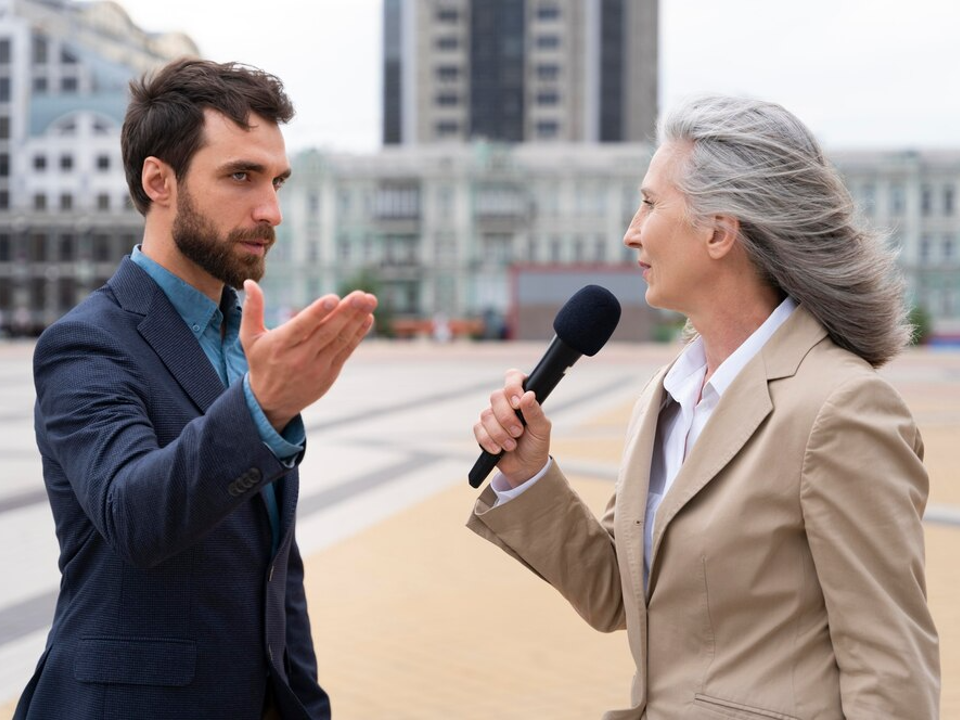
[116,0,959,154]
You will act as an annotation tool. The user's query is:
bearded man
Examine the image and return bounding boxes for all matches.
[15,58,377,720]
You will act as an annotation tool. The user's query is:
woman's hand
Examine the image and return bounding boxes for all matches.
[473,368,552,488]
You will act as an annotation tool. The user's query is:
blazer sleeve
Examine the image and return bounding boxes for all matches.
[800,373,940,716]
[34,319,293,568]
[467,461,626,633]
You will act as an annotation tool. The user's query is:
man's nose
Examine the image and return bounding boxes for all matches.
[253,190,282,226]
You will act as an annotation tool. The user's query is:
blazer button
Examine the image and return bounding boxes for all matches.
[228,483,242,497]
[248,468,262,483]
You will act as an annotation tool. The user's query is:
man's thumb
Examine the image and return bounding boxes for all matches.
[240,279,267,345]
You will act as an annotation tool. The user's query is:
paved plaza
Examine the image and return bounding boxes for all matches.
[0,337,957,718]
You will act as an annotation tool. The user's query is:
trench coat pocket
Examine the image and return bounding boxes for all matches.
[74,636,197,686]
[692,693,801,720]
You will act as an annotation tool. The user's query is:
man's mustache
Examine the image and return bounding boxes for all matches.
[230,226,276,245]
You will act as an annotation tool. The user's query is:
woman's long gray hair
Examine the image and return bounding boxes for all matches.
[660,95,910,367]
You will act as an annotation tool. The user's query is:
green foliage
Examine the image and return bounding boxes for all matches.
[337,268,394,338]
[908,303,932,346]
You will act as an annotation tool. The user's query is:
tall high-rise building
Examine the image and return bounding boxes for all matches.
[0,0,197,335]
[382,0,658,145]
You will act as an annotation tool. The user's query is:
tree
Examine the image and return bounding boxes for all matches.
[338,268,394,338]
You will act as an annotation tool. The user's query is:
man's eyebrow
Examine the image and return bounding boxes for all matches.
[218,160,292,180]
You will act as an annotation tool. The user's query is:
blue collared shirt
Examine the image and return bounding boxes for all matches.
[131,246,303,556]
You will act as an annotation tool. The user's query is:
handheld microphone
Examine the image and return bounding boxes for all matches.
[468,285,621,488]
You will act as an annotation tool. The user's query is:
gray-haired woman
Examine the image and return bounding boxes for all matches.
[469,95,939,719]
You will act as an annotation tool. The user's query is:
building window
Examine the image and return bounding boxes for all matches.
[919,236,931,264]
[0,115,8,139]
[96,154,110,171]
[30,232,47,262]
[436,120,460,136]
[32,76,47,94]
[437,7,459,22]
[0,190,8,209]
[536,120,558,138]
[536,3,560,20]
[436,66,460,82]
[57,278,76,310]
[0,77,10,103]
[595,237,607,262]
[889,184,905,216]
[535,35,560,49]
[0,39,11,65]
[549,236,562,263]
[0,152,8,176]
[436,92,459,106]
[437,36,459,51]
[59,234,74,261]
[921,185,932,216]
[536,91,559,105]
[944,236,954,261]
[33,193,47,210]
[32,36,48,65]
[97,193,110,211]
[32,154,46,171]
[536,64,559,81]
[61,76,78,93]
[93,119,111,135]
[61,48,78,64]
[92,234,112,262]
[59,193,73,211]
[60,154,73,171]
[0,233,10,262]
[945,186,955,217]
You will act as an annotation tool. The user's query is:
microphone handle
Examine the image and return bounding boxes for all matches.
[468,337,582,488]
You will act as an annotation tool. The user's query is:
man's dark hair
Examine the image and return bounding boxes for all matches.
[121,57,295,215]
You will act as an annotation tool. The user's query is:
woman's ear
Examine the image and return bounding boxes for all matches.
[706,215,740,259]
[141,156,175,208]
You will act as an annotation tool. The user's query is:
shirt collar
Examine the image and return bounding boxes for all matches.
[131,246,239,337]
[663,296,798,407]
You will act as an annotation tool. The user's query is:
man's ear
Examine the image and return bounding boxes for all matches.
[141,156,176,208]
[706,215,740,259]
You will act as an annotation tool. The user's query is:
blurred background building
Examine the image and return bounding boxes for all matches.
[382,0,658,145]
[0,0,196,335]
[1,0,957,344]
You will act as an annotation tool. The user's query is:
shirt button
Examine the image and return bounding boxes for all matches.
[192,324,200,332]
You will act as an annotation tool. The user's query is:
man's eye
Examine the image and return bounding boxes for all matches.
[232,172,248,182]
[273,177,287,190]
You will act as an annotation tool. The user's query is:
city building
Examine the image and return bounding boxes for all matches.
[835,150,960,340]
[265,141,664,341]
[0,0,197,335]
[266,144,960,342]
[383,0,659,146]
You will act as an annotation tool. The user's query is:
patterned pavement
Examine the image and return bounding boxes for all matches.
[1,339,957,719]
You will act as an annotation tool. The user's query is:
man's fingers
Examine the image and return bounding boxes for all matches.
[304,292,377,353]
[240,280,267,349]
[281,294,340,346]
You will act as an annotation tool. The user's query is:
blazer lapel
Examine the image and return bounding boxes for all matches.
[616,367,669,603]
[647,306,828,590]
[109,257,225,414]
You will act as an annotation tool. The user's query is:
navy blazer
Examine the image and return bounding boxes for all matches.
[16,258,330,719]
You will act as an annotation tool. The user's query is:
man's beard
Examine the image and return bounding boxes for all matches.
[172,187,275,289]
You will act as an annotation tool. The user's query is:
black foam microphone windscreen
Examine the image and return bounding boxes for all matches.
[468,285,621,487]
